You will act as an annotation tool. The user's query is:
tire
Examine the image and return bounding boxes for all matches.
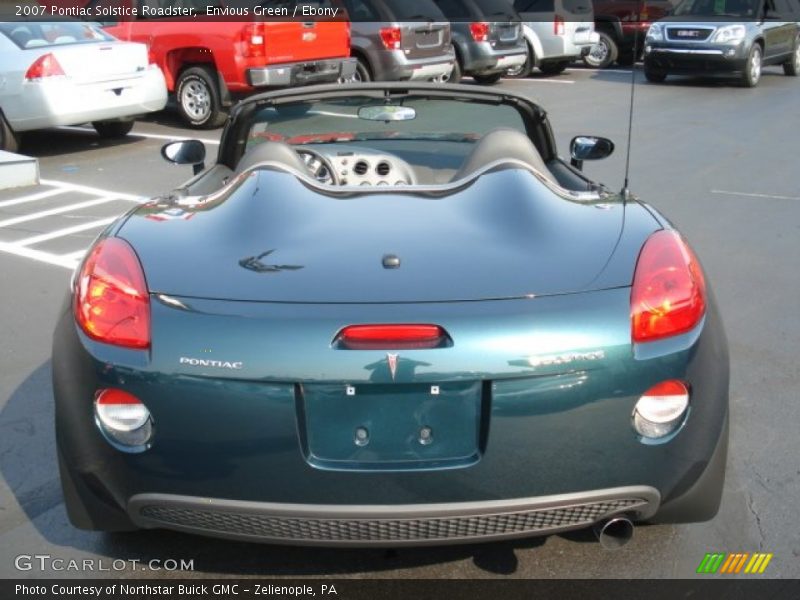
[341,57,371,83]
[92,119,134,138]
[448,58,463,84]
[644,65,667,83]
[783,36,800,76]
[583,31,618,69]
[472,71,503,85]
[741,43,762,87]
[505,42,533,78]
[616,51,636,67]
[175,65,227,129]
[0,110,19,153]
[539,61,569,76]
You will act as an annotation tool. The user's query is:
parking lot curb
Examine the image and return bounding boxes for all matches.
[0,150,39,191]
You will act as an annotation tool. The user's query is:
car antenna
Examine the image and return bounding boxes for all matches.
[620,0,643,201]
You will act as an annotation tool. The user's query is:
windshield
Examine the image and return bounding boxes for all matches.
[0,22,113,49]
[246,95,528,149]
[672,0,761,17]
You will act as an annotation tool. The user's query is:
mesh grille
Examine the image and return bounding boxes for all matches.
[137,498,646,542]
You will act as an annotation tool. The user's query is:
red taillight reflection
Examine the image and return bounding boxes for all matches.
[25,53,65,80]
[379,26,402,50]
[338,324,446,349]
[469,22,490,42]
[74,238,150,349]
[631,230,706,343]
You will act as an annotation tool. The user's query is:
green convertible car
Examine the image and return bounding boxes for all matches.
[53,83,729,548]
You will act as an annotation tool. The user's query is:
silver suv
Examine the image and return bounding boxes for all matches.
[341,0,456,82]
[644,0,800,87]
[509,0,599,76]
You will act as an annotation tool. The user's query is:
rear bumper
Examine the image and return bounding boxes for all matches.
[461,43,528,74]
[370,49,456,81]
[5,67,167,132]
[128,486,659,546]
[247,58,357,87]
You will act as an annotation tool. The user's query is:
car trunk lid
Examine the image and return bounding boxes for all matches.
[120,168,627,303]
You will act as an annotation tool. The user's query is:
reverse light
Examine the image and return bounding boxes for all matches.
[469,22,490,42]
[633,380,689,439]
[25,53,65,80]
[554,15,565,36]
[631,230,706,343]
[713,24,746,44]
[241,23,266,59]
[379,26,402,50]
[337,324,447,349]
[95,388,153,449]
[74,237,150,349]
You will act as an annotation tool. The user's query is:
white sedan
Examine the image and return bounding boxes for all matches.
[0,20,167,152]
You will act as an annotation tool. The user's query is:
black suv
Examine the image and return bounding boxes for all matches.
[434,0,528,84]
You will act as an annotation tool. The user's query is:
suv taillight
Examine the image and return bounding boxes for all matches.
[469,22,489,42]
[554,15,566,36]
[379,26,402,50]
[241,23,266,59]
[75,238,150,349]
[25,53,65,80]
[631,230,706,343]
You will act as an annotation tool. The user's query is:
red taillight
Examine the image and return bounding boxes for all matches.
[241,23,266,59]
[379,26,402,50]
[469,22,490,42]
[338,324,447,349]
[554,15,566,36]
[631,230,706,343]
[25,53,65,80]
[75,238,150,349]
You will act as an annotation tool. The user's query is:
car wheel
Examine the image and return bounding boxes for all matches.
[92,119,134,138]
[0,111,19,153]
[505,42,533,78]
[644,65,667,83]
[472,72,503,85]
[448,58,463,84]
[341,57,371,83]
[741,44,762,87]
[616,51,636,67]
[783,36,800,76]
[539,61,569,76]
[583,32,618,69]
[176,65,227,129]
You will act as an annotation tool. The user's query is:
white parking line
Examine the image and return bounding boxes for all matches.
[39,179,145,202]
[0,197,119,228]
[501,78,575,85]
[16,217,115,246]
[0,240,79,269]
[57,126,221,146]
[0,188,66,209]
[711,189,800,201]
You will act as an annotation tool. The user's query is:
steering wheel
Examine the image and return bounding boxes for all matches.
[296,148,338,186]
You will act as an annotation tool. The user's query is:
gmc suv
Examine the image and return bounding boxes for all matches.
[644,0,800,87]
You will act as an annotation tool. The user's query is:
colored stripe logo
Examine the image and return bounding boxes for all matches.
[697,552,773,574]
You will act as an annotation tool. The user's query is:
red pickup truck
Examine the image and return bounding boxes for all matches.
[43,1,356,128]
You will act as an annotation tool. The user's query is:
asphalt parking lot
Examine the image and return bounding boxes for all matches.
[0,66,798,579]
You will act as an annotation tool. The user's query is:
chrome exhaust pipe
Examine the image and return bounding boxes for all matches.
[594,516,634,549]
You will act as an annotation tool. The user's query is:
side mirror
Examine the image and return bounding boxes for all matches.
[161,140,206,175]
[569,136,614,170]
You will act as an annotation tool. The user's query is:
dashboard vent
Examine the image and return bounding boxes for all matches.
[376,161,391,176]
[353,160,369,176]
